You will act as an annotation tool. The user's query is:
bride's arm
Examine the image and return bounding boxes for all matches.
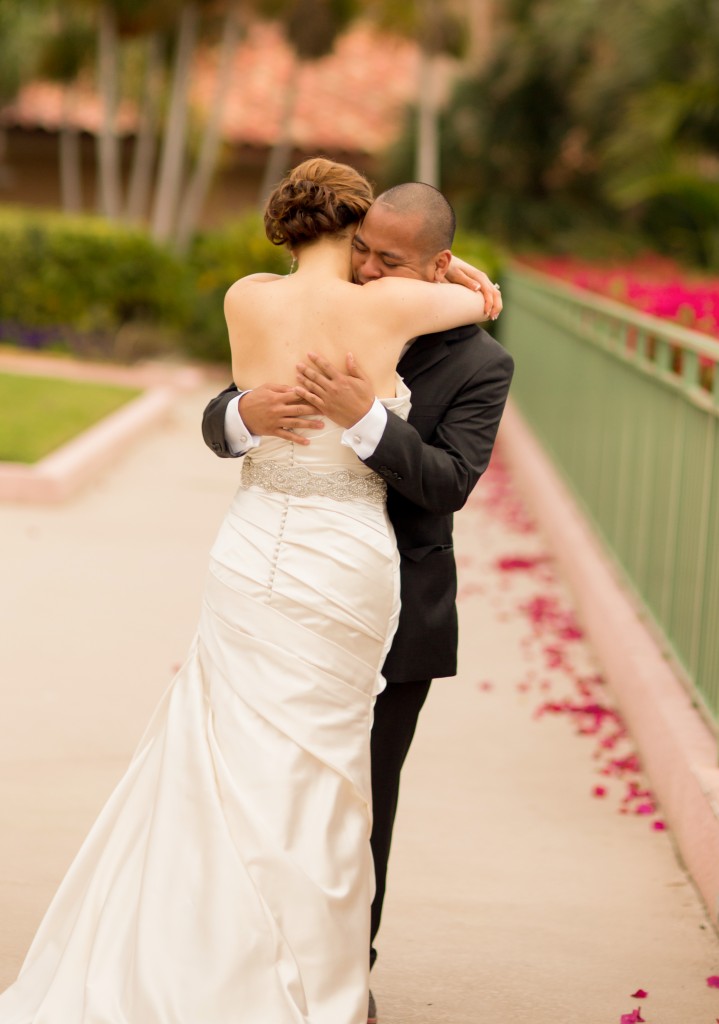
[445,258,502,320]
[365,276,496,340]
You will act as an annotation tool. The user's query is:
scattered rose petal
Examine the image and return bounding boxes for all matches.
[558,623,584,640]
[635,802,656,815]
[620,1010,645,1024]
[707,975,719,988]
[497,555,549,572]
[475,453,665,838]
[652,820,667,831]
[630,989,648,999]
[477,681,494,692]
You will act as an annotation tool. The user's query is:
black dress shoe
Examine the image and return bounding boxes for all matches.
[368,989,378,1024]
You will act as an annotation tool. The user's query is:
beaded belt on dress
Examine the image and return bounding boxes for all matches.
[241,458,387,505]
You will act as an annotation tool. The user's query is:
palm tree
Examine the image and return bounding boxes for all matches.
[365,0,467,189]
[124,30,164,223]
[257,0,360,204]
[35,7,96,213]
[150,1,201,243]
[96,1,122,218]
[173,4,243,252]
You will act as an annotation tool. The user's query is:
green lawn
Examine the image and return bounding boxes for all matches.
[0,372,142,463]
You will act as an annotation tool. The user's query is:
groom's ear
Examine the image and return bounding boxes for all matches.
[432,249,452,282]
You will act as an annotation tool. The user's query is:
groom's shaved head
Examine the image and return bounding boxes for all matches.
[373,183,456,257]
[351,182,455,283]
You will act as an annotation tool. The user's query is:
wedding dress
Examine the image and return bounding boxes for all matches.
[0,378,411,1024]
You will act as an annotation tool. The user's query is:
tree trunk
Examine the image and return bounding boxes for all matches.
[60,84,83,213]
[415,47,440,188]
[174,10,241,253]
[258,59,301,207]
[150,1,199,245]
[0,128,10,189]
[125,32,163,224]
[96,2,122,219]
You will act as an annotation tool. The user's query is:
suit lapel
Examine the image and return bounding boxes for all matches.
[397,324,476,384]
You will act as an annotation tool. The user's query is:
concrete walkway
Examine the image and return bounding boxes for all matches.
[1,382,718,1023]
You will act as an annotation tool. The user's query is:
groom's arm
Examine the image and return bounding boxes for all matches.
[366,347,513,514]
[202,383,242,458]
[201,383,324,457]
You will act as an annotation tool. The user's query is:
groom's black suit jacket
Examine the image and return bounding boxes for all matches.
[201,324,514,682]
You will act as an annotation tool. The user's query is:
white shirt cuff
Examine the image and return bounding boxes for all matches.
[224,393,261,456]
[341,399,388,460]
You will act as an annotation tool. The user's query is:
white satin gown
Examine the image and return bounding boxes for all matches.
[0,379,411,1024]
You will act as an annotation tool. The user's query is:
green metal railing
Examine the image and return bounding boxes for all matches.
[500,266,719,726]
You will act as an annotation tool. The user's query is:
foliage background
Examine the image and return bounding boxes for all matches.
[385,0,719,271]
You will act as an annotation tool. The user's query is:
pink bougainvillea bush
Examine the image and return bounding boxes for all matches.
[519,254,719,342]
[518,254,719,392]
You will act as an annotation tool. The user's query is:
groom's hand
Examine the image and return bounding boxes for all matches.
[446,257,503,320]
[295,353,374,429]
[238,385,324,445]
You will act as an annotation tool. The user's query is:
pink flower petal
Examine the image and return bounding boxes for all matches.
[707,975,719,988]
[635,802,656,815]
[592,785,607,798]
[496,555,548,572]
[630,989,648,999]
[652,820,667,831]
[620,1010,645,1024]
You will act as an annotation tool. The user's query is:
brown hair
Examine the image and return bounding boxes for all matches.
[264,157,374,248]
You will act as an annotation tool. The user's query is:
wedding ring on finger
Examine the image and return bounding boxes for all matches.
[494,282,501,290]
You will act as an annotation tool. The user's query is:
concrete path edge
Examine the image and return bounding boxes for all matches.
[499,398,719,931]
[0,358,206,502]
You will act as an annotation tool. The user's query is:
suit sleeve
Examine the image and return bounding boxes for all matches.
[364,347,514,515]
[201,382,240,458]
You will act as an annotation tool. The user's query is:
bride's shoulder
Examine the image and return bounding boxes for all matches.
[225,274,284,311]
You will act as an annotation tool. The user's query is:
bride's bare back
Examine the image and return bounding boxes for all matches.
[226,272,402,398]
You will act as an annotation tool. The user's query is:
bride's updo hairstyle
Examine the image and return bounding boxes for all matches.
[264,157,374,249]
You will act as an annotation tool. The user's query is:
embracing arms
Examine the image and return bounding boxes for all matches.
[201,257,502,455]
[294,336,514,514]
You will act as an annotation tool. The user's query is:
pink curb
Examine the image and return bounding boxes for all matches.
[0,357,207,503]
[498,398,719,928]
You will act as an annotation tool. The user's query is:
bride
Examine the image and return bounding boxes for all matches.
[0,158,491,1024]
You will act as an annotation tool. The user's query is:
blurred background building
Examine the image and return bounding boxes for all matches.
[0,2,497,235]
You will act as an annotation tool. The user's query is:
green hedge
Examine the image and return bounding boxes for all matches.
[0,209,191,359]
[185,214,290,363]
[452,230,505,285]
[0,208,504,365]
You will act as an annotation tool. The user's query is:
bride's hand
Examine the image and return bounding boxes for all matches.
[239,385,324,444]
[295,353,374,430]
[445,257,503,320]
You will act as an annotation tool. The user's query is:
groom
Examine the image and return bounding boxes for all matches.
[201,183,514,1021]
